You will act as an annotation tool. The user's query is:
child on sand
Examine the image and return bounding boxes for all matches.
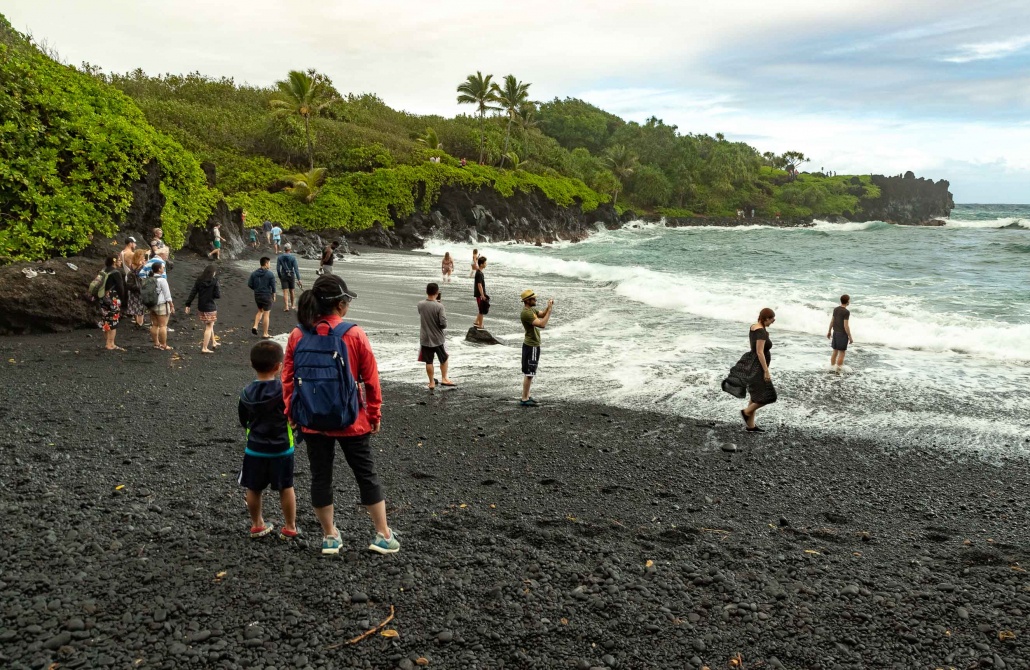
[238,341,298,539]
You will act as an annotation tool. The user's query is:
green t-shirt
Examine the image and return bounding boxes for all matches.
[521,306,541,346]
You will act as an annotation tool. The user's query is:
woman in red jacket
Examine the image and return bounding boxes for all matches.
[282,275,399,556]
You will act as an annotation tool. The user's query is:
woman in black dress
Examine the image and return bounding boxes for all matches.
[742,307,776,432]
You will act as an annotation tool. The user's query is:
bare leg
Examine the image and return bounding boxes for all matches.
[837,350,846,366]
[522,376,533,401]
[201,323,214,352]
[742,402,762,428]
[245,489,264,528]
[252,311,261,331]
[158,316,169,349]
[288,289,295,310]
[282,289,290,311]
[830,350,839,367]
[366,500,390,537]
[150,314,160,347]
[313,504,336,537]
[104,328,120,350]
[261,310,271,337]
[280,488,297,533]
[425,363,435,388]
[440,359,452,385]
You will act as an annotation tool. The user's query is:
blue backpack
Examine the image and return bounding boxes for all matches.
[290,321,361,432]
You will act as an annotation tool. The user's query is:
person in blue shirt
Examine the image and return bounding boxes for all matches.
[276,243,302,312]
[271,225,283,254]
[247,257,277,338]
[238,341,298,539]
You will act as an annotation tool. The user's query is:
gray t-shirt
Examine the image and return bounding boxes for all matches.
[417,299,447,347]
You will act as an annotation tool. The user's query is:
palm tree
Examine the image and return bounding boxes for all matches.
[456,71,498,164]
[285,168,327,204]
[270,69,336,170]
[416,127,442,151]
[604,144,638,206]
[504,152,526,170]
[515,102,539,159]
[490,75,531,168]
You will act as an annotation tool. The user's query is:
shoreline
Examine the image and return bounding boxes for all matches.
[0,254,1028,668]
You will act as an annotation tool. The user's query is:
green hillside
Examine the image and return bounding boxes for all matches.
[1,11,884,262]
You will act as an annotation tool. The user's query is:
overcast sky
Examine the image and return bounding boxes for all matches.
[7,0,1030,202]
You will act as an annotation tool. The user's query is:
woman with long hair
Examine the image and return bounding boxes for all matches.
[281,275,399,556]
[741,307,777,432]
[149,260,174,351]
[441,252,454,283]
[98,255,128,351]
[184,264,222,353]
[126,249,149,327]
[469,248,479,278]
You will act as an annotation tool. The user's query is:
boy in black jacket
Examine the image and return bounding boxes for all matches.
[238,341,298,539]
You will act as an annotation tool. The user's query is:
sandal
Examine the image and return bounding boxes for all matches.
[250,522,274,538]
[746,426,766,433]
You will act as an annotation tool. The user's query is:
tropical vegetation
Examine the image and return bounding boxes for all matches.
[1,9,887,261]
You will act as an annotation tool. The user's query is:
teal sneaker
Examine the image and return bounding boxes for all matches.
[321,530,343,555]
[368,530,400,555]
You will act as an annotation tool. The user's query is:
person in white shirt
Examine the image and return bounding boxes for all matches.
[149,261,174,351]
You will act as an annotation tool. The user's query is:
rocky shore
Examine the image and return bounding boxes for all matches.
[0,256,1026,670]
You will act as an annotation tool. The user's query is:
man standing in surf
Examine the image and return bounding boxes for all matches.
[473,257,489,329]
[828,294,853,373]
[519,290,554,407]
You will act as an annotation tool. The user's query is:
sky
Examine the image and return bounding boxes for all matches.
[6,0,1030,202]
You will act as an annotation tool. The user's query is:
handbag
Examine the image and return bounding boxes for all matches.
[722,351,759,399]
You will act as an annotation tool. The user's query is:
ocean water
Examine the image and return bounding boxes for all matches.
[371,205,1030,455]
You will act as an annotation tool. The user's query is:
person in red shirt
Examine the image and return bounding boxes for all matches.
[282,275,399,555]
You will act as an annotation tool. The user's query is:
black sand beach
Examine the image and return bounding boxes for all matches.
[0,253,1028,670]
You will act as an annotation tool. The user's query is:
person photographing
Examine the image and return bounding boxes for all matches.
[519,290,554,407]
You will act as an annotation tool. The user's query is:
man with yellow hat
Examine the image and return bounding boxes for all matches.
[519,289,554,407]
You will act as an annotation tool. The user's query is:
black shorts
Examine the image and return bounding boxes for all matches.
[477,297,490,315]
[255,294,273,311]
[420,345,449,365]
[522,344,540,377]
[239,453,295,492]
[279,275,296,290]
[832,331,849,352]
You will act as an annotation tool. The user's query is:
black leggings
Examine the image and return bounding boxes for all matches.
[305,433,383,508]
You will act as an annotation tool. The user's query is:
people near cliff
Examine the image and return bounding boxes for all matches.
[418,282,455,390]
[247,257,277,339]
[208,224,222,261]
[473,256,489,329]
[736,210,743,218]
[184,264,222,354]
[469,248,479,278]
[238,341,298,540]
[248,228,258,249]
[262,220,273,247]
[750,209,755,218]
[149,228,170,265]
[319,241,339,276]
[120,237,137,273]
[271,224,283,254]
[282,274,398,555]
[96,256,128,351]
[148,260,174,351]
[740,308,776,432]
[460,157,467,167]
[828,294,853,373]
[519,290,554,407]
[125,249,149,328]
[276,243,302,312]
[441,252,454,283]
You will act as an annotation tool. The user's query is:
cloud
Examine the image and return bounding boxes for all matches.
[941,35,1030,63]
[3,0,1030,201]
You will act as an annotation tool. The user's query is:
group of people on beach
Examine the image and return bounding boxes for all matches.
[724,295,853,431]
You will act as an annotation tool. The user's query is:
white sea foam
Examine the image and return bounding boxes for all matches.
[945,217,1030,229]
[810,220,890,232]
[422,241,1030,361]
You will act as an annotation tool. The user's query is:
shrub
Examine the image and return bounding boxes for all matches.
[0,17,213,261]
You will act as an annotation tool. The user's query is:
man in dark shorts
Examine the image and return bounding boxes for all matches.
[247,257,277,338]
[320,241,339,276]
[417,283,455,390]
[262,220,273,247]
[276,243,302,311]
[827,293,853,373]
[519,289,554,407]
[473,256,489,329]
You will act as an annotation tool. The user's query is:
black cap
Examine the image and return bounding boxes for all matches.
[339,280,357,300]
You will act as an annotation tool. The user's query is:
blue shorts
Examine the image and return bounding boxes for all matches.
[239,453,295,492]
